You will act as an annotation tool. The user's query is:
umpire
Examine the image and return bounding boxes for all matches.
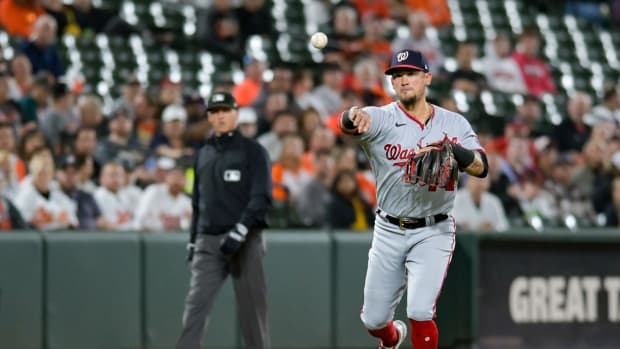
[176,92,272,349]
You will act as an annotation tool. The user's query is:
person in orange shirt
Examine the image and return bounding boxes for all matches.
[359,13,392,68]
[335,145,377,209]
[301,126,336,172]
[401,0,452,28]
[350,0,392,19]
[232,57,265,107]
[0,0,45,38]
[271,134,314,204]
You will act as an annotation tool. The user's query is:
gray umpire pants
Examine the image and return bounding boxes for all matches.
[176,232,270,349]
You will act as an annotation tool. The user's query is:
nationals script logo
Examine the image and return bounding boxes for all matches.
[397,51,409,62]
[385,135,459,167]
[384,144,415,167]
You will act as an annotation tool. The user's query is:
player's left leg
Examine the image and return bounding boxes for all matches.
[231,231,271,349]
[404,217,456,349]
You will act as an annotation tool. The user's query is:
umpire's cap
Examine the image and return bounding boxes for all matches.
[206,91,238,111]
[385,49,430,75]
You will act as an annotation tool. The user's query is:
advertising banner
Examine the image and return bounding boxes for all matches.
[478,240,620,349]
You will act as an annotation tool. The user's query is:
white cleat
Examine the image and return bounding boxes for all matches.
[379,320,407,349]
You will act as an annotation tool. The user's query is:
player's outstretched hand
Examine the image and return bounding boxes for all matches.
[350,107,371,134]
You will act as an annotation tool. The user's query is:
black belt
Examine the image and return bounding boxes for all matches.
[376,209,448,230]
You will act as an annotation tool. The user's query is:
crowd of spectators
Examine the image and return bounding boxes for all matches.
[1,0,620,233]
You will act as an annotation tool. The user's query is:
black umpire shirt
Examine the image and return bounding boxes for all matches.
[191,130,272,236]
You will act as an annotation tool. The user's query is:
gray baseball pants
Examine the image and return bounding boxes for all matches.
[176,232,270,349]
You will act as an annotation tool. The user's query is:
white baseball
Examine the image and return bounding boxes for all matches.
[310,32,328,49]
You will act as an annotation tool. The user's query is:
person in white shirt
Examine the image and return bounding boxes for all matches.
[482,32,527,95]
[93,162,135,230]
[391,11,444,75]
[453,174,509,232]
[14,152,78,230]
[133,160,192,231]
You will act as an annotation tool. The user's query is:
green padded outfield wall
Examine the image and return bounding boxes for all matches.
[45,233,142,349]
[264,232,332,349]
[142,233,238,349]
[0,233,43,349]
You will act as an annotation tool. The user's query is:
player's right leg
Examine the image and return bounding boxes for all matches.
[361,217,408,348]
[176,235,229,349]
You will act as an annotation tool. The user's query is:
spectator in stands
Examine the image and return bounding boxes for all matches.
[40,82,77,155]
[158,77,183,106]
[16,128,47,164]
[255,90,288,136]
[453,175,509,232]
[233,57,265,107]
[14,151,78,230]
[236,0,274,45]
[257,110,298,162]
[311,62,345,119]
[298,107,323,147]
[482,32,527,95]
[133,159,192,231]
[296,149,336,227]
[448,40,488,95]
[588,86,620,125]
[512,27,556,97]
[93,161,135,230]
[545,153,596,226]
[302,126,336,170]
[149,104,195,161]
[552,91,592,153]
[604,176,620,227]
[325,88,364,136]
[511,94,552,137]
[327,2,363,58]
[327,169,374,231]
[9,53,34,98]
[202,8,244,62]
[62,0,136,37]
[56,154,108,230]
[75,154,97,193]
[113,75,142,119]
[18,72,51,127]
[0,0,45,39]
[350,0,392,20]
[0,122,25,199]
[347,57,391,106]
[183,92,210,144]
[19,14,64,79]
[0,69,24,128]
[291,68,318,113]
[41,0,68,37]
[399,0,452,28]
[391,11,444,76]
[76,94,105,135]
[573,139,613,214]
[95,108,144,167]
[509,174,556,226]
[73,127,99,178]
[0,194,28,230]
[133,91,160,148]
[359,13,392,66]
[334,145,376,209]
[237,107,258,138]
[271,134,314,207]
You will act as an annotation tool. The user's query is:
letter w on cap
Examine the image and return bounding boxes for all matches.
[397,51,409,62]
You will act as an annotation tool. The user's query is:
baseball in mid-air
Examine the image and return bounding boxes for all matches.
[310,32,328,49]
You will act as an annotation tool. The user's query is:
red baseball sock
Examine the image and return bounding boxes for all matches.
[409,319,438,349]
[368,321,398,347]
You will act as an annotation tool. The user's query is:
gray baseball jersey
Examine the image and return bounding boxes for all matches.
[358,102,482,218]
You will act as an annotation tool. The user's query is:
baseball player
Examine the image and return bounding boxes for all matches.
[340,49,488,349]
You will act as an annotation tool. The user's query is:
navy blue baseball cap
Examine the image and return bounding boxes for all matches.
[384,49,430,75]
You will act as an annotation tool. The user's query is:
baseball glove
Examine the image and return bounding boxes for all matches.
[403,139,459,191]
